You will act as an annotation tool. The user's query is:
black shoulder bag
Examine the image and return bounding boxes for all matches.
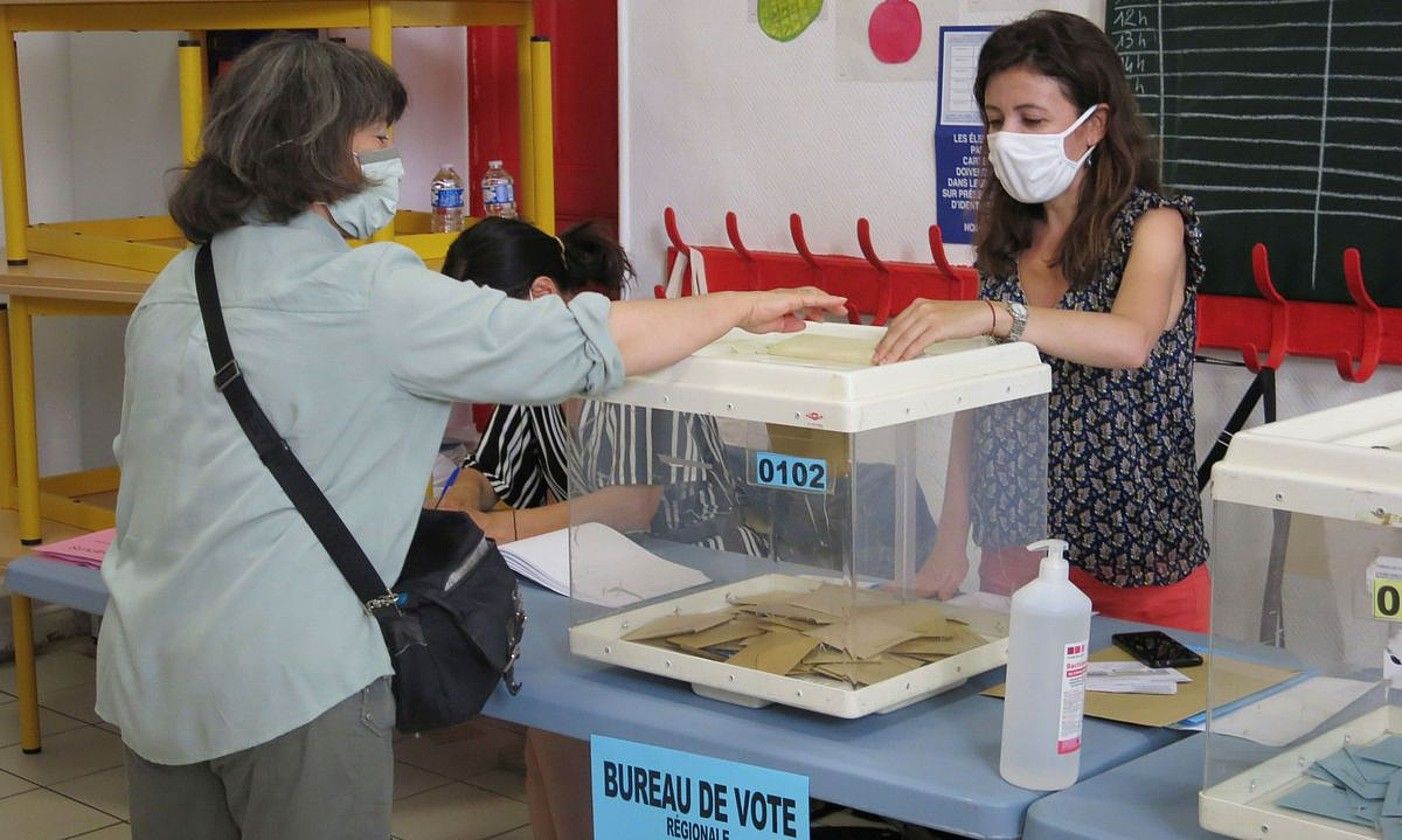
[193,242,524,733]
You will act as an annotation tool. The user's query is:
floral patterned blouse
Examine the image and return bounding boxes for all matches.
[971,188,1208,587]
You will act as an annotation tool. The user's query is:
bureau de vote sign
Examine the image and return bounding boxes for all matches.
[592,735,810,840]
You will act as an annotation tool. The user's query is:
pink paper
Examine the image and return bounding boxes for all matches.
[34,528,115,569]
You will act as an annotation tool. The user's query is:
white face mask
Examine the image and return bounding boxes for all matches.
[328,147,403,239]
[986,105,1099,204]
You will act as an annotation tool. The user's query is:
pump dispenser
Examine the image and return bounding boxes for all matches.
[998,538,1093,791]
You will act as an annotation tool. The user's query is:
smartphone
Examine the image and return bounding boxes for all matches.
[1111,631,1203,669]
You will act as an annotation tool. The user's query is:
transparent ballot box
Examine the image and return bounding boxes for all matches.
[564,322,1051,717]
[1200,392,1402,839]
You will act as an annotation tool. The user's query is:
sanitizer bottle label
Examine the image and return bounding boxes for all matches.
[1057,641,1088,755]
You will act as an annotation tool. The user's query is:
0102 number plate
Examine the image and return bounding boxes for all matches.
[752,451,828,494]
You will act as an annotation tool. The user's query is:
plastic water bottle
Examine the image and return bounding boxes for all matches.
[430,164,465,233]
[999,538,1093,791]
[481,160,517,219]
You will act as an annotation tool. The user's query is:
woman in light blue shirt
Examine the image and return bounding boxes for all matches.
[95,35,843,840]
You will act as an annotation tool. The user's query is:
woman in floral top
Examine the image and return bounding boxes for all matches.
[874,11,1209,632]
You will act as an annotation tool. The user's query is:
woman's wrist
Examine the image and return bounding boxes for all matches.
[985,301,1011,340]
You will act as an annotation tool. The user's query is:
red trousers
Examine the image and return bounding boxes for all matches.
[979,547,1210,633]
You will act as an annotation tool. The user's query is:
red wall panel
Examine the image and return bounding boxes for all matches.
[467,0,619,231]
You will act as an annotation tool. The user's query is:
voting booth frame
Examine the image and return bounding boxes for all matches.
[0,0,557,273]
[1202,391,1402,839]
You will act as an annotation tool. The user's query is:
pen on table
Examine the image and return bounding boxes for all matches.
[434,463,462,509]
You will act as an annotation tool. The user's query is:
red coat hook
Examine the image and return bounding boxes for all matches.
[857,218,894,326]
[663,206,688,253]
[928,225,956,281]
[1242,243,1289,372]
[724,211,753,261]
[789,213,821,271]
[658,207,690,298]
[1336,248,1382,383]
[928,225,977,299]
[789,213,856,322]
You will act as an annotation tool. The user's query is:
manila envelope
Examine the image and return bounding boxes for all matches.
[760,616,825,632]
[802,647,862,666]
[738,601,841,625]
[805,617,921,660]
[853,601,950,637]
[766,334,880,366]
[816,655,927,687]
[622,610,734,641]
[789,583,894,618]
[667,616,766,652]
[726,629,822,675]
[983,647,1300,728]
[728,590,812,607]
[888,624,986,657]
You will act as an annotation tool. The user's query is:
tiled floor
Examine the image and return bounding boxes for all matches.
[0,637,535,840]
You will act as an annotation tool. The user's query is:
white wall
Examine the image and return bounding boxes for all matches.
[9,32,113,476]
[0,29,468,476]
[621,0,1104,289]
[620,0,1402,425]
[331,28,470,209]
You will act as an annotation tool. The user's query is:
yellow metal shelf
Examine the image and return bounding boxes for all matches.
[0,1,534,33]
[23,209,481,273]
[0,0,553,266]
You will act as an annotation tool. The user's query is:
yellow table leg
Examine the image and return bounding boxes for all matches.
[516,22,536,225]
[369,0,392,63]
[0,308,16,506]
[369,0,395,243]
[529,36,554,235]
[7,297,40,544]
[11,594,41,753]
[0,8,31,265]
[178,35,206,167]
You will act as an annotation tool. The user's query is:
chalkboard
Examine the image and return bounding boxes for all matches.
[1107,0,1402,306]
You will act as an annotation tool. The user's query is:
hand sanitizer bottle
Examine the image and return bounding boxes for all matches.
[999,538,1093,791]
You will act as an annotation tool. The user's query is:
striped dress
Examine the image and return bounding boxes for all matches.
[466,402,768,556]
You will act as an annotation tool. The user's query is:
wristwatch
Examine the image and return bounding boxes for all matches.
[1001,301,1029,343]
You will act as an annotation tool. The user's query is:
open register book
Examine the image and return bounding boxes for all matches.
[498,523,710,608]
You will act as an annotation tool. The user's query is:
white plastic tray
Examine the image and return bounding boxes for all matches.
[1212,390,1402,525]
[568,573,1010,718]
[593,322,1051,433]
[1200,704,1400,839]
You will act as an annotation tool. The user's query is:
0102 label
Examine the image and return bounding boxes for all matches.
[752,451,828,494]
[1375,577,1402,621]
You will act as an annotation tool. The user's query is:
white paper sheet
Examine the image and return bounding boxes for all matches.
[1086,676,1180,696]
[1087,662,1191,682]
[500,523,711,608]
[1211,676,1379,747]
[499,527,571,596]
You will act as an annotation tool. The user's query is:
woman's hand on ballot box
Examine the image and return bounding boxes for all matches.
[873,299,997,364]
[737,286,850,334]
[906,529,972,601]
[609,287,847,378]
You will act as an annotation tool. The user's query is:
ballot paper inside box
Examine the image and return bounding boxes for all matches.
[561,323,1051,716]
[1201,392,1402,839]
[570,573,1010,717]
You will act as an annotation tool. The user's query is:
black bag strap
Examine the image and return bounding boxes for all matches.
[193,243,399,616]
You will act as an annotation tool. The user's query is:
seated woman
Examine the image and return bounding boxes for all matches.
[439,216,768,557]
[437,217,767,840]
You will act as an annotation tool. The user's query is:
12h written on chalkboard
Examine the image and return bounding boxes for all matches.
[1107,0,1402,307]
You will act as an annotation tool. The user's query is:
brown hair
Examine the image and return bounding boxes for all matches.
[169,35,407,243]
[973,11,1160,289]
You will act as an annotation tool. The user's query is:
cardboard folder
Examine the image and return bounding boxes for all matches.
[984,647,1300,728]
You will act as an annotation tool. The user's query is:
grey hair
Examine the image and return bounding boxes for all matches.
[169,34,407,243]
